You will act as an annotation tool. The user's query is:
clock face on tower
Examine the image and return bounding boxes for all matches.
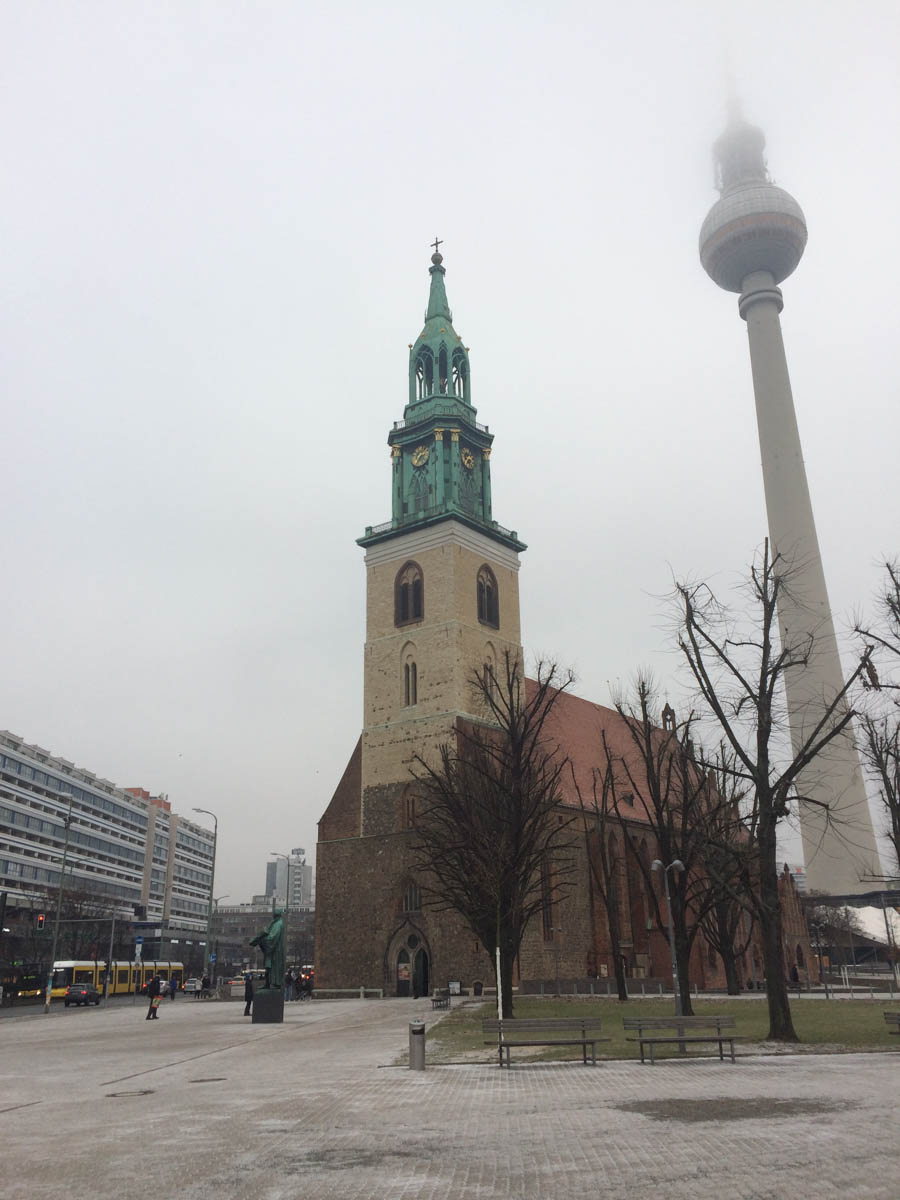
[411,445,430,468]
[461,447,475,470]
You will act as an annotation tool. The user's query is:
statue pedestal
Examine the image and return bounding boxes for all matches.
[251,987,285,1024]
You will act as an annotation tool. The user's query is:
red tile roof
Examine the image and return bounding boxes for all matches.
[526,679,658,827]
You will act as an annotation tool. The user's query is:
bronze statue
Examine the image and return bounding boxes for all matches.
[249,909,285,990]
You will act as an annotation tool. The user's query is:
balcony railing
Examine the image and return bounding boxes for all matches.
[362,508,521,543]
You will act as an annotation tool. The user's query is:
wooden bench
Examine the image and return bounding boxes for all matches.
[431,988,451,1010]
[482,1017,610,1068]
[623,1015,739,1064]
[884,1011,900,1035]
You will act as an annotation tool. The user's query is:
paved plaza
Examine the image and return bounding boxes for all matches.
[3,997,898,1199]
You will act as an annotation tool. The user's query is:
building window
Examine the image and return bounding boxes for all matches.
[395,561,424,626]
[404,790,417,829]
[414,347,434,399]
[452,348,468,399]
[404,661,418,707]
[477,565,499,627]
[402,882,421,913]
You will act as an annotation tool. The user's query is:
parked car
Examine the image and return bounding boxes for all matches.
[183,978,202,995]
[65,982,101,1007]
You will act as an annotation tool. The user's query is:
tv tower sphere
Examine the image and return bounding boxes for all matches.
[699,116,807,293]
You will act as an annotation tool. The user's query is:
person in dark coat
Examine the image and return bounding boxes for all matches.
[169,978,177,1000]
[243,973,253,1017]
[146,975,162,1020]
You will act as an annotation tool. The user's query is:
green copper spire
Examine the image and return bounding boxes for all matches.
[358,243,525,554]
[425,241,452,321]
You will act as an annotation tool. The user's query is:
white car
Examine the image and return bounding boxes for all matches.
[183,978,202,995]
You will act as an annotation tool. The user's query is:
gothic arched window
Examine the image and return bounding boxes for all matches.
[402,882,422,912]
[395,561,424,626]
[476,565,499,628]
[452,348,468,400]
[404,660,418,707]
[438,345,448,393]
[414,347,434,399]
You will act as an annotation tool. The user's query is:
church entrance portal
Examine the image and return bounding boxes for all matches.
[396,936,430,997]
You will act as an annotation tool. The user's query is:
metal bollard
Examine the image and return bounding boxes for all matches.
[409,1020,426,1071]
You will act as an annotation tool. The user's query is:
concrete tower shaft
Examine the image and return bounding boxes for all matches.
[700,113,881,895]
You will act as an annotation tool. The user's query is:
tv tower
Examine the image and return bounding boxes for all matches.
[699,106,880,894]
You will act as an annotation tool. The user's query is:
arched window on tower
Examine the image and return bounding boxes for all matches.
[402,881,422,913]
[438,345,448,393]
[476,565,499,628]
[452,348,468,400]
[404,660,418,707]
[395,561,424,626]
[414,347,434,399]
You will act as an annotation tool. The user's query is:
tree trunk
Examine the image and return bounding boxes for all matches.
[715,900,743,995]
[758,821,799,1041]
[673,921,694,1016]
[604,893,629,1002]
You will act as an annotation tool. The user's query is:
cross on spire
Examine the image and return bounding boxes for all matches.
[431,236,443,255]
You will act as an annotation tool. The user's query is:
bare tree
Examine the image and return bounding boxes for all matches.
[602,677,738,1016]
[675,540,875,1041]
[574,759,629,1001]
[856,560,900,670]
[693,749,757,996]
[412,653,575,1017]
[858,713,900,875]
[856,560,900,874]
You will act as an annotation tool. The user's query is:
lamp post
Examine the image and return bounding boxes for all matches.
[45,793,75,1013]
[192,807,218,983]
[810,921,831,999]
[652,858,685,1016]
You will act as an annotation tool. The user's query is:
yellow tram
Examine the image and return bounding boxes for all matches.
[49,960,185,998]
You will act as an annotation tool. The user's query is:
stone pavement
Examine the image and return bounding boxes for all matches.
[2,997,898,1199]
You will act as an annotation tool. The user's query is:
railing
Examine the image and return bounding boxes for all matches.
[393,402,489,434]
[362,509,521,542]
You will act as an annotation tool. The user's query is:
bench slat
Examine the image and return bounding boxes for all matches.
[483,1018,605,1032]
[622,1017,736,1029]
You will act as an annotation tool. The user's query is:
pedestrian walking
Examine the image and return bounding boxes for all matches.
[146,975,162,1020]
[201,974,211,999]
[169,978,177,1000]
[284,968,294,1002]
[243,973,253,1018]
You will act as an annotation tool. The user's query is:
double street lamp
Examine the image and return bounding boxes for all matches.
[192,807,219,982]
[652,858,685,1016]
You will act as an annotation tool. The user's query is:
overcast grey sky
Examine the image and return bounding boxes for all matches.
[2,1,898,903]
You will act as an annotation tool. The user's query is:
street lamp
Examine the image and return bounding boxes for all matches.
[809,921,831,1000]
[45,793,75,1013]
[652,858,685,1016]
[192,807,218,982]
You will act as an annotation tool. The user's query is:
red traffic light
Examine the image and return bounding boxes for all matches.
[37,913,45,929]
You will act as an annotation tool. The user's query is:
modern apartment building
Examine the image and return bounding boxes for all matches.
[264,847,314,909]
[0,730,214,931]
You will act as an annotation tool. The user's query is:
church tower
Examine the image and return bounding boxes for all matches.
[316,246,525,996]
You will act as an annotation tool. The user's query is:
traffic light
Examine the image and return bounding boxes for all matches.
[37,913,45,930]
